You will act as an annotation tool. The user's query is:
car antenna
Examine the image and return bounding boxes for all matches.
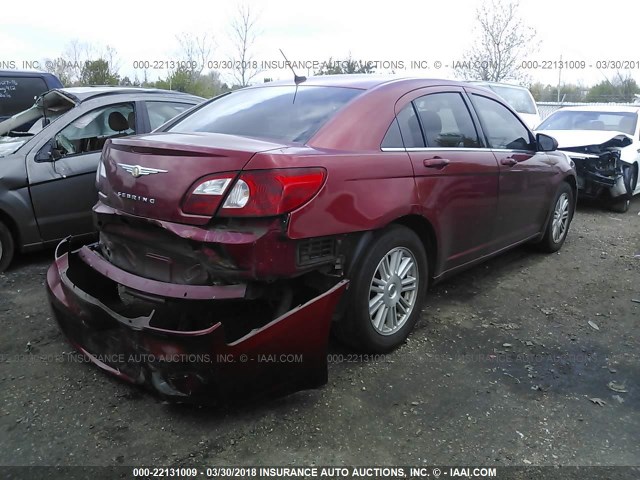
[279,49,306,104]
[279,49,306,85]
[38,94,49,127]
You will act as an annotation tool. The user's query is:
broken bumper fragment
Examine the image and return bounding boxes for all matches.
[46,238,347,403]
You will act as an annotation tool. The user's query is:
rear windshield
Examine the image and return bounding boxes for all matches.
[169,85,363,143]
[537,110,638,135]
[488,85,537,115]
[0,76,48,117]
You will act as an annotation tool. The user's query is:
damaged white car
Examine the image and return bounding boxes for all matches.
[536,106,640,213]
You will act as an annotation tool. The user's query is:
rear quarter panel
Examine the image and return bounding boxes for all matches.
[246,148,419,239]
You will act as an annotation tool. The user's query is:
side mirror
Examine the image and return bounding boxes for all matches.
[536,133,558,152]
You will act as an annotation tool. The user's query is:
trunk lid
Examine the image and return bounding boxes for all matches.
[101,132,286,225]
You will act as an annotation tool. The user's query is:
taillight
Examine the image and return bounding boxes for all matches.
[95,160,106,192]
[220,168,326,217]
[96,143,110,191]
[182,173,237,216]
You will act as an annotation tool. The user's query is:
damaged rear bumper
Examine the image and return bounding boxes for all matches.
[46,238,347,403]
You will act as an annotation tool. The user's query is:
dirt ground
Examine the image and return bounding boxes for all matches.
[1,198,638,471]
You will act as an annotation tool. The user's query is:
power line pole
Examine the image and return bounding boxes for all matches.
[557,54,562,103]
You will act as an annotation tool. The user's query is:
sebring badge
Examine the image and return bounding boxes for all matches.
[118,163,168,178]
[116,191,156,204]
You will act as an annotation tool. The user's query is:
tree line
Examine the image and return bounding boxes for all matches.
[43,5,263,98]
[530,73,640,103]
[43,1,639,103]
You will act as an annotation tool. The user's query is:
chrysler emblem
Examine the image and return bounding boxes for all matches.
[118,163,168,178]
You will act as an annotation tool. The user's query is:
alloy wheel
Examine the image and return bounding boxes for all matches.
[368,247,419,335]
[551,192,570,243]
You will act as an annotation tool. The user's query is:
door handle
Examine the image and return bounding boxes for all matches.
[500,157,518,167]
[423,157,450,169]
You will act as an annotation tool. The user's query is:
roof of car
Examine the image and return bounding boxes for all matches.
[467,81,529,90]
[57,86,203,102]
[254,75,462,90]
[555,105,640,113]
[0,69,59,78]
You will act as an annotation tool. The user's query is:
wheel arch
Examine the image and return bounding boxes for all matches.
[540,177,575,238]
[391,214,438,281]
[564,174,578,213]
[0,207,20,250]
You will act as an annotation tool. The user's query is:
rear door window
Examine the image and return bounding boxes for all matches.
[395,104,425,148]
[0,76,48,117]
[413,92,480,148]
[381,118,404,148]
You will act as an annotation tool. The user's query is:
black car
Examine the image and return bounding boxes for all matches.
[0,70,64,126]
[0,87,203,270]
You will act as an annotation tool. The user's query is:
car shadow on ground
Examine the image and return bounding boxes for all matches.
[576,194,640,215]
[6,248,55,272]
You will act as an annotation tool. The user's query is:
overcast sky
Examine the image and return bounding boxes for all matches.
[1,0,639,87]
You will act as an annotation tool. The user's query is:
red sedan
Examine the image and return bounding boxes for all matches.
[47,76,576,402]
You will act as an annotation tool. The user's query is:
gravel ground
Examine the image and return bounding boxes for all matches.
[0,198,638,471]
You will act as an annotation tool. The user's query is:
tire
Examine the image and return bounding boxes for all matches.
[537,183,574,253]
[336,225,428,353]
[610,163,637,214]
[0,221,15,272]
[623,163,638,196]
[609,197,630,214]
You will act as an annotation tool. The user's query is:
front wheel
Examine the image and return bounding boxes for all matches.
[336,225,428,353]
[609,197,630,214]
[537,183,574,253]
[610,163,637,213]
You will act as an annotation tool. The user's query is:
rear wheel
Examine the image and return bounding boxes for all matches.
[0,221,15,272]
[336,225,428,352]
[537,183,574,253]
